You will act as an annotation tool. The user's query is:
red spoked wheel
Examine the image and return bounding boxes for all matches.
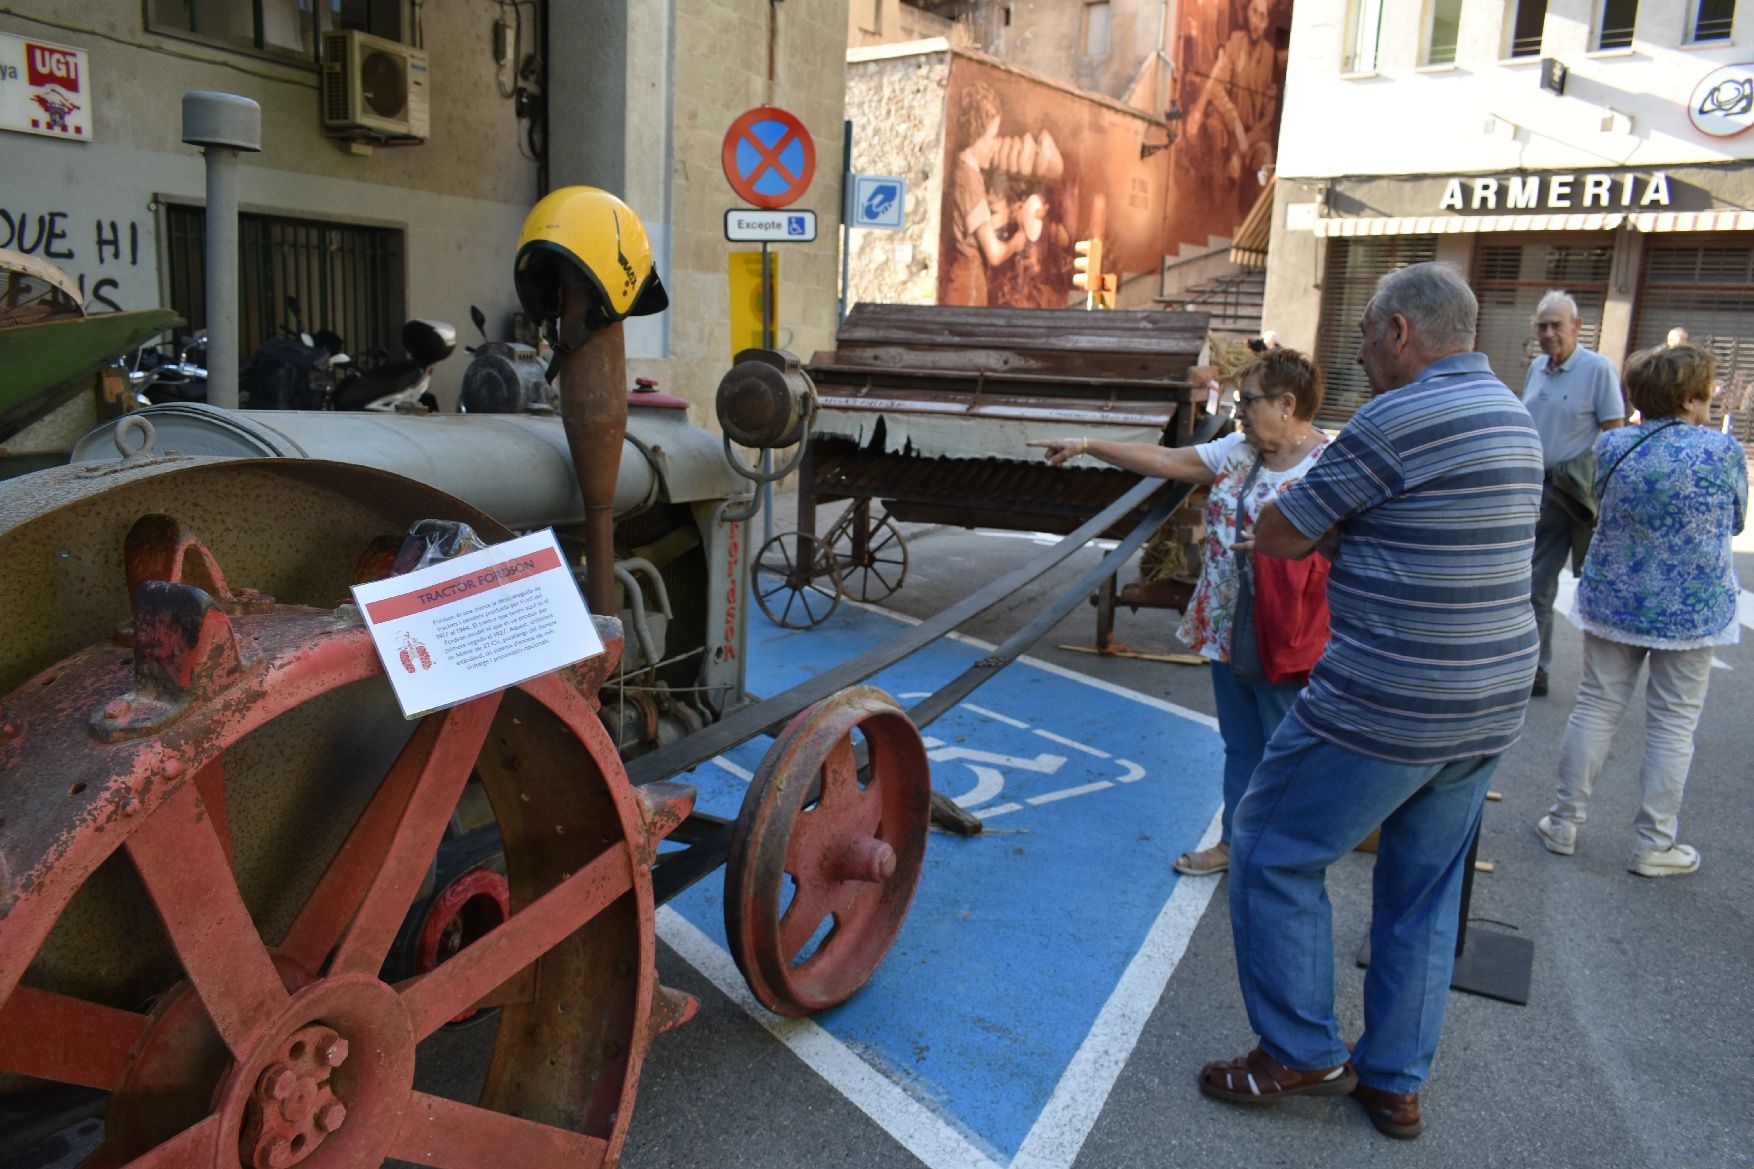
[0,572,695,1168]
[723,686,930,1016]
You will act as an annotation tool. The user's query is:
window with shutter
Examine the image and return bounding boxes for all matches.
[1471,237,1613,392]
[1630,236,1754,446]
[1314,236,1438,425]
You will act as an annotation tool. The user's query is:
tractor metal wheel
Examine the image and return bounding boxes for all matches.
[723,687,930,1016]
[753,531,842,631]
[0,563,694,1167]
[825,504,907,604]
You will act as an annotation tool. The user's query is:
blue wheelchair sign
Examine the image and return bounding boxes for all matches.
[850,174,906,230]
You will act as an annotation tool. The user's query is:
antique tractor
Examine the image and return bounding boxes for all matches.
[0,189,931,1168]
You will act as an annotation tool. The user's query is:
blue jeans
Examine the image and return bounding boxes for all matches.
[1208,662,1302,844]
[1228,718,1500,1093]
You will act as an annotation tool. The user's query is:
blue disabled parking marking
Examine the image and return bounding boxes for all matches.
[659,602,1226,1169]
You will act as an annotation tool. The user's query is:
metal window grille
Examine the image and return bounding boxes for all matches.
[163,203,406,366]
[1630,237,1754,446]
[1472,238,1613,393]
[1597,0,1638,48]
[1693,0,1734,41]
[1313,236,1439,424]
[1508,0,1548,56]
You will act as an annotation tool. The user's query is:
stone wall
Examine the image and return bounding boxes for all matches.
[647,0,851,409]
[844,48,951,307]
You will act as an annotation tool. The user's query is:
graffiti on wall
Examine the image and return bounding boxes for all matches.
[0,205,152,312]
[937,56,1166,308]
[1167,0,1289,252]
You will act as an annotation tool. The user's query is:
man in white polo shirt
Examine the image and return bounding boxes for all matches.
[1524,291,1625,696]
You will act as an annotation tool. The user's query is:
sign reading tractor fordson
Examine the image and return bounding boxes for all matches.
[0,33,91,141]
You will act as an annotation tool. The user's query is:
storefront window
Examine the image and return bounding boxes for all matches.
[1314,235,1438,423]
[1473,238,1612,392]
[1631,237,1754,440]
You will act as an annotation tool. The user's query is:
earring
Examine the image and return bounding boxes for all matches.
[1281,413,1289,421]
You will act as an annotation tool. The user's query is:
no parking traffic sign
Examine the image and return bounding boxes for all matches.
[722,106,816,209]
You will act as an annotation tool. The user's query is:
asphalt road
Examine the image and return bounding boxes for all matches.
[612,503,1754,1169]
[8,501,1750,1169]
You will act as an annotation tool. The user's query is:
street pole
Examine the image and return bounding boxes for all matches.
[838,119,853,327]
[181,92,261,410]
[760,241,774,542]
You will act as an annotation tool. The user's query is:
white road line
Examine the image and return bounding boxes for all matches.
[1026,781,1114,805]
[1009,807,1225,1169]
[1031,728,1111,758]
[963,702,1031,729]
[656,907,1007,1169]
[711,756,754,782]
[974,802,1025,818]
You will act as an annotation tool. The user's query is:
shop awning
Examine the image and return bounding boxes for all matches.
[1310,209,1754,237]
[1230,176,1275,268]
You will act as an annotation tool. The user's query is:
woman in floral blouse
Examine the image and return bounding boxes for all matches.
[1030,349,1330,876]
[1537,343,1747,877]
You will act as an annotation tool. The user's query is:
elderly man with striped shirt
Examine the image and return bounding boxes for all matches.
[1195,262,1542,1140]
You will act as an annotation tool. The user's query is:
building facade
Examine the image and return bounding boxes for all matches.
[1263,0,1754,425]
[0,1,849,416]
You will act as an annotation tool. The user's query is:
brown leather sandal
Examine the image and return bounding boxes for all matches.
[1198,1048,1356,1104]
[1354,1084,1422,1138]
[1174,842,1230,876]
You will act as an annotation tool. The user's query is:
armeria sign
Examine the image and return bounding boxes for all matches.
[1437,171,1671,213]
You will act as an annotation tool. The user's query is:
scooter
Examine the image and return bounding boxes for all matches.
[457,305,551,414]
[242,297,344,411]
[331,317,457,412]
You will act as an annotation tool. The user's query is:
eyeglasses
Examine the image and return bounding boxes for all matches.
[1238,394,1272,408]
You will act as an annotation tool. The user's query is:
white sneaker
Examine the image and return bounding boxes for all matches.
[1536,814,1577,856]
[1629,844,1700,877]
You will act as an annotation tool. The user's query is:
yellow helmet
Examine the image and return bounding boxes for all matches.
[514,186,669,330]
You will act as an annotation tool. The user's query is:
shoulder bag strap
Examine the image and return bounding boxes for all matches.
[1598,420,1683,497]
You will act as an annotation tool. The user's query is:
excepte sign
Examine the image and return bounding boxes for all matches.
[1437,170,1672,213]
[351,529,603,719]
[0,33,91,141]
[724,208,817,242]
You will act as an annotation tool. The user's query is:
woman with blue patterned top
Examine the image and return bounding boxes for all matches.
[1537,343,1748,877]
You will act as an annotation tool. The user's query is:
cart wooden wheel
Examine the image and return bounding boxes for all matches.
[754,530,843,630]
[0,565,695,1167]
[825,502,908,604]
[723,686,930,1016]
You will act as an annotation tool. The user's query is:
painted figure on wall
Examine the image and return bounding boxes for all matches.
[1168,0,1288,251]
[937,57,1166,309]
[941,79,1065,307]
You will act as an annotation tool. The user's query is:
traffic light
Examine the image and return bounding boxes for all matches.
[1072,238,1102,309]
[1096,273,1118,311]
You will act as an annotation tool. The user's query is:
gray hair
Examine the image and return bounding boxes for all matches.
[1367,262,1477,352]
[1535,289,1581,321]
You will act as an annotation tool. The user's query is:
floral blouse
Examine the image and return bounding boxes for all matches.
[1177,433,1329,661]
[1573,420,1747,650]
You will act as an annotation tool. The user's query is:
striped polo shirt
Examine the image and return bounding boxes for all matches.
[1274,352,1543,764]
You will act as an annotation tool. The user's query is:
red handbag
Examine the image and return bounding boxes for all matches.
[1250,551,1331,685]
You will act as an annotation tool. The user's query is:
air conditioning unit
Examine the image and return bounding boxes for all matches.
[321,29,430,141]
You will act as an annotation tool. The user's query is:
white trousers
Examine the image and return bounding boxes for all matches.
[1550,632,1716,852]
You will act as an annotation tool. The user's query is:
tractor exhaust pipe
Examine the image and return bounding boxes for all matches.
[553,282,627,617]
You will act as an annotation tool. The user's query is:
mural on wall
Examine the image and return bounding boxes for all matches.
[1167,0,1289,252]
[0,204,152,312]
[937,56,1166,308]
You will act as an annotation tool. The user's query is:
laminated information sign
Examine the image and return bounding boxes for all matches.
[350,529,603,719]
